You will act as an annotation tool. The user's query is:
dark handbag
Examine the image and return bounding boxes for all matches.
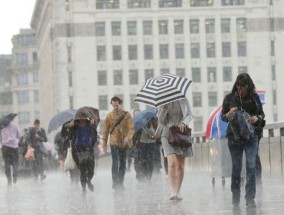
[229,109,254,141]
[168,126,192,147]
[75,151,93,164]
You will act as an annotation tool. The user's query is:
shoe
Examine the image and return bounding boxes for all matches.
[13,177,17,184]
[87,182,94,192]
[169,196,177,200]
[7,179,12,187]
[82,186,86,193]
[176,197,183,201]
[246,200,257,208]
[40,174,46,181]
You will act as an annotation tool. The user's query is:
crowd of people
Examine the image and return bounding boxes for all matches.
[0,73,266,208]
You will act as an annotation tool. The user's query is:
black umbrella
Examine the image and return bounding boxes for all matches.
[48,109,77,133]
[0,113,17,129]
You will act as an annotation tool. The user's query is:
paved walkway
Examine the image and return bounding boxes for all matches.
[0,158,284,215]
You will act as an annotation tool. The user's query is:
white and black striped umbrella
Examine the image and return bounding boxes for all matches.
[135,73,192,108]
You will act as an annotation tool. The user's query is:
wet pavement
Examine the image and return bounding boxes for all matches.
[0,159,284,215]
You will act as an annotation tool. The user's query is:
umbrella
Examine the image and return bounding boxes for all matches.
[48,109,77,133]
[75,106,100,126]
[205,90,266,140]
[133,108,156,132]
[0,113,17,129]
[135,73,192,108]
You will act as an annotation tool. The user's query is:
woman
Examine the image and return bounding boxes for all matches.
[155,98,193,201]
[65,118,97,193]
[221,73,265,208]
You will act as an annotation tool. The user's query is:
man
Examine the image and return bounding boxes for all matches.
[0,114,21,185]
[28,119,48,180]
[101,96,134,190]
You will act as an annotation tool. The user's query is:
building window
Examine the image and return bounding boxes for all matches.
[194,117,203,132]
[161,68,170,74]
[144,45,153,60]
[127,21,137,35]
[208,91,217,107]
[271,41,275,56]
[222,0,244,6]
[206,43,215,58]
[98,70,107,86]
[128,0,151,8]
[143,21,152,35]
[176,68,185,77]
[67,46,72,62]
[193,92,202,107]
[238,66,247,74]
[129,70,138,85]
[18,112,30,124]
[190,19,199,34]
[190,0,213,6]
[174,20,184,34]
[205,19,215,33]
[0,92,12,105]
[128,45,138,60]
[221,18,230,33]
[113,46,122,60]
[222,42,231,57]
[33,72,39,83]
[159,0,182,7]
[238,41,246,57]
[111,21,121,36]
[114,70,123,85]
[130,94,139,109]
[223,67,232,82]
[192,68,201,82]
[34,90,39,103]
[159,20,168,35]
[160,44,169,59]
[99,95,108,110]
[97,46,106,61]
[175,44,184,59]
[16,53,28,65]
[145,69,154,80]
[68,70,73,87]
[191,43,200,58]
[32,52,38,63]
[236,18,247,33]
[17,91,29,104]
[16,72,28,85]
[96,0,119,9]
[207,67,216,82]
[271,65,276,80]
[34,111,40,120]
[95,22,105,36]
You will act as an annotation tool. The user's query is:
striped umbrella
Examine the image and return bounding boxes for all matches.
[135,73,192,108]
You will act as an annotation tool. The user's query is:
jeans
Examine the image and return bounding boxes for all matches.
[228,135,258,204]
[111,146,127,186]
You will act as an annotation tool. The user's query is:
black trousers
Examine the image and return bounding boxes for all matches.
[2,145,19,183]
[32,149,45,178]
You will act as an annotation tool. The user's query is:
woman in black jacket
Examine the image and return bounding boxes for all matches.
[221,73,264,208]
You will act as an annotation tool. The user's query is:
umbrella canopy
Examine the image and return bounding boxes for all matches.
[205,90,266,140]
[0,113,17,129]
[75,106,100,127]
[133,108,156,132]
[135,73,192,108]
[48,109,77,133]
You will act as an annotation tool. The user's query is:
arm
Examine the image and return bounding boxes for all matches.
[42,129,48,142]
[101,115,110,151]
[125,112,135,141]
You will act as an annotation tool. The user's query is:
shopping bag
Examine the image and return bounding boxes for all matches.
[64,147,77,171]
[24,148,35,161]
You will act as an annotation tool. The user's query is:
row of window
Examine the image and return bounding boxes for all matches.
[96,66,247,85]
[96,41,246,61]
[15,52,38,66]
[17,91,39,104]
[95,18,247,37]
[16,72,39,85]
[94,0,244,9]
[17,111,40,124]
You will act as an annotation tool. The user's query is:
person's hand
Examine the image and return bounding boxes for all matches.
[68,120,75,128]
[178,123,186,133]
[250,116,259,124]
[123,137,130,147]
[226,107,237,119]
[100,140,107,153]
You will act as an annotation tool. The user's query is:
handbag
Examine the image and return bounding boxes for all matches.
[168,126,192,148]
[229,109,254,141]
[24,148,35,161]
[64,147,77,171]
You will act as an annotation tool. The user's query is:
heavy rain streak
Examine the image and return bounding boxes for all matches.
[0,0,284,214]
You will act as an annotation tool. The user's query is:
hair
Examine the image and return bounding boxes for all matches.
[34,119,40,125]
[231,73,256,94]
[110,96,123,104]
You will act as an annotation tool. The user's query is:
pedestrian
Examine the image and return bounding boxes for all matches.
[155,98,193,201]
[18,128,32,176]
[101,96,135,191]
[0,114,21,186]
[221,73,265,208]
[27,119,48,181]
[63,107,99,193]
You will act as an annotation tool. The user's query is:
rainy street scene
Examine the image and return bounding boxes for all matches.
[0,0,284,214]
